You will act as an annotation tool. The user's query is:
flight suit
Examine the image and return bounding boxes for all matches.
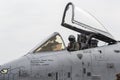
[67,42,79,51]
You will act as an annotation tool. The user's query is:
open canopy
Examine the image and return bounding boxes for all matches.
[61,2,117,44]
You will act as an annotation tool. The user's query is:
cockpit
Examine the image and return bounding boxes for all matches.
[32,32,99,53]
[31,2,117,53]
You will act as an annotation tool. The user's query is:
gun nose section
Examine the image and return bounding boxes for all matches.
[0,65,9,80]
[0,65,3,80]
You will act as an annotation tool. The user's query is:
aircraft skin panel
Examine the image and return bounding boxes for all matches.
[0,56,31,80]
[89,43,120,80]
[0,43,120,80]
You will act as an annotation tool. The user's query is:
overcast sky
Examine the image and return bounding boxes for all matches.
[0,0,120,65]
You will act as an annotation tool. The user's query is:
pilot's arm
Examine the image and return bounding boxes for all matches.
[74,42,80,51]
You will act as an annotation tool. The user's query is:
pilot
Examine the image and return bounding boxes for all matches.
[89,39,98,48]
[78,34,88,49]
[67,35,79,51]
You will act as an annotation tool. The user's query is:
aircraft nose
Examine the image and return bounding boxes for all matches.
[0,55,30,80]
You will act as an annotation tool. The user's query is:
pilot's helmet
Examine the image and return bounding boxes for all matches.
[68,35,75,42]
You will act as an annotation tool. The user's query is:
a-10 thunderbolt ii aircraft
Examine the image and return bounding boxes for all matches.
[0,2,120,80]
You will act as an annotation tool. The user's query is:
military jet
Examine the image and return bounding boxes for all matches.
[0,2,120,80]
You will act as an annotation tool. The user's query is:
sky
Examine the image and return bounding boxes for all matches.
[0,0,120,65]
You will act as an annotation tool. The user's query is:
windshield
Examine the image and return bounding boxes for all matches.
[33,33,65,53]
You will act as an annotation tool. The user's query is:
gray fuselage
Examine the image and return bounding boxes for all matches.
[0,42,120,80]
